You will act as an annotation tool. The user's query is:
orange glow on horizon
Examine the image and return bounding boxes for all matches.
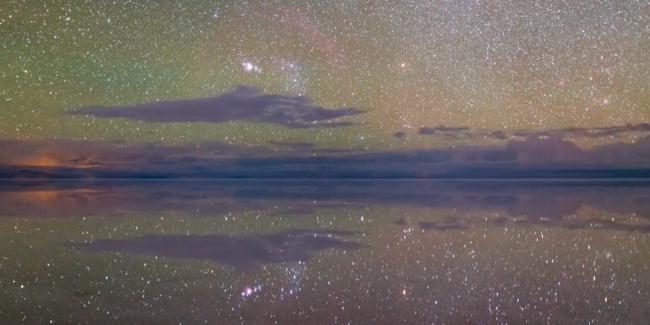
[15,155,97,168]
[21,155,61,167]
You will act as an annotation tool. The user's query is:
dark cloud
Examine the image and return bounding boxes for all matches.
[74,229,362,270]
[415,123,650,141]
[491,130,509,140]
[418,125,470,136]
[69,86,363,128]
[393,131,407,139]
[418,125,472,140]
[513,123,650,139]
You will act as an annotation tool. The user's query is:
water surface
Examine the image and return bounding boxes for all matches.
[1,180,650,324]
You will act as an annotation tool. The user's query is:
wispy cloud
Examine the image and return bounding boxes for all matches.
[414,123,650,141]
[69,86,363,128]
[418,126,470,137]
[514,123,650,139]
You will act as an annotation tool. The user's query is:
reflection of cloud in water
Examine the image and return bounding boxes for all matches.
[1,180,649,221]
[419,219,469,231]
[74,229,362,270]
[414,214,650,234]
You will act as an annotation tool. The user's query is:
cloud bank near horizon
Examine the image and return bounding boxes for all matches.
[0,133,648,179]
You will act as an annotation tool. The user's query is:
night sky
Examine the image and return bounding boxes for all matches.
[2,0,648,154]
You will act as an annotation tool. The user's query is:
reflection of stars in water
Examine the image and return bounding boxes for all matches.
[4,204,650,323]
[240,283,262,298]
[279,261,306,299]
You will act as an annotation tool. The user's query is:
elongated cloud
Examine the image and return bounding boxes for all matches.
[70,87,363,128]
[414,123,650,141]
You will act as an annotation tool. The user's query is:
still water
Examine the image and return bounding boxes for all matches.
[1,180,650,324]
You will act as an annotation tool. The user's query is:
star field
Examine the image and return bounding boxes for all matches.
[1,0,648,148]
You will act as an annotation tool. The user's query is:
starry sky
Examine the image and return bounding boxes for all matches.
[2,0,648,152]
